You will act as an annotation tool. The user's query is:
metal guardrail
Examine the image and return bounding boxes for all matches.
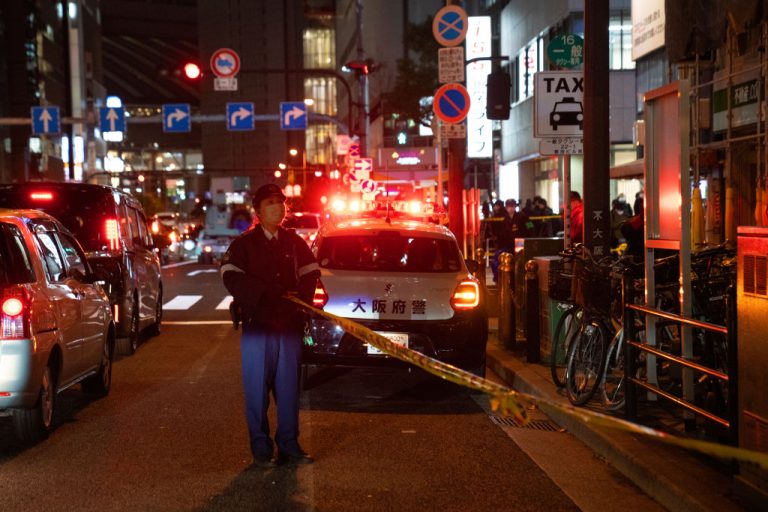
[622,272,738,443]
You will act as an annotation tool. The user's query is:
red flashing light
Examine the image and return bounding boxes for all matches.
[30,192,53,201]
[183,62,202,80]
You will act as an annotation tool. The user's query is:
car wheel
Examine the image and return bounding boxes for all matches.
[118,300,140,356]
[148,290,162,337]
[12,364,56,443]
[82,333,113,397]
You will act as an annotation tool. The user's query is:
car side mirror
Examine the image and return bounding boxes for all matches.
[465,259,480,274]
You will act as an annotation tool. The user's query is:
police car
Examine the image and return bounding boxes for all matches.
[305,206,488,376]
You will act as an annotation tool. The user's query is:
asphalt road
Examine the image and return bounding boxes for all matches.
[0,261,663,511]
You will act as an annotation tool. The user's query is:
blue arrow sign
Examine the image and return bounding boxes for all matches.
[280,102,307,130]
[162,103,191,133]
[226,102,254,131]
[99,107,125,133]
[31,106,60,135]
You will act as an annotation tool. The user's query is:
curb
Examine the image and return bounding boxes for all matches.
[485,336,743,512]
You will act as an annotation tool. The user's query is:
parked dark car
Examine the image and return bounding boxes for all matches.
[0,183,162,355]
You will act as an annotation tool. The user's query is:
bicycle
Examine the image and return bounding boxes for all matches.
[562,246,615,405]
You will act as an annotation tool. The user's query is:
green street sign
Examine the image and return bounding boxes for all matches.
[547,33,584,68]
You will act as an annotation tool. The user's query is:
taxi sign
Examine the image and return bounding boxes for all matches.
[210,48,240,78]
[432,5,468,47]
[433,83,471,124]
[534,71,583,137]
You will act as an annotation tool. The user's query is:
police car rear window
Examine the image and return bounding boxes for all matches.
[317,233,462,273]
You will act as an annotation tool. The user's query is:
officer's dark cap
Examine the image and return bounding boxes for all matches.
[252,183,286,207]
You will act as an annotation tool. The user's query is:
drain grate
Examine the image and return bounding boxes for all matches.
[489,415,564,432]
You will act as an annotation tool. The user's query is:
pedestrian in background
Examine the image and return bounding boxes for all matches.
[487,200,515,282]
[221,184,320,468]
[569,191,584,244]
[506,199,534,238]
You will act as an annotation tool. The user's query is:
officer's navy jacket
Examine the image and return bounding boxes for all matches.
[221,225,320,330]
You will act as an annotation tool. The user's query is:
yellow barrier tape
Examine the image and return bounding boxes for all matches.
[288,297,530,424]
[290,298,768,471]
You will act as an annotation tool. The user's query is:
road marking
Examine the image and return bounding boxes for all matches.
[163,295,203,310]
[187,269,219,276]
[163,320,232,325]
[162,260,196,269]
[216,296,233,310]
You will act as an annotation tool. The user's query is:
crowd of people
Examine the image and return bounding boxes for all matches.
[482,190,645,282]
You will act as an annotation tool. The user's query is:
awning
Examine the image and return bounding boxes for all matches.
[610,159,644,179]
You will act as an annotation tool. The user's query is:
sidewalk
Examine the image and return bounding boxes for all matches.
[484,322,746,512]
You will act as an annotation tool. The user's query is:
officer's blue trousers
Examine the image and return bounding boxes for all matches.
[240,325,302,458]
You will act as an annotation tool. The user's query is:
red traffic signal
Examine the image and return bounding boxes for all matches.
[183,62,202,80]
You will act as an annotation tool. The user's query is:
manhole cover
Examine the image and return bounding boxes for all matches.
[489,415,564,432]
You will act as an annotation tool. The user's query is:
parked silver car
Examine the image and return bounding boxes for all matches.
[0,210,114,443]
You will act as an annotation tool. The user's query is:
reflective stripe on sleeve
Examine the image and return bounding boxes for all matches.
[220,263,245,275]
[298,262,320,276]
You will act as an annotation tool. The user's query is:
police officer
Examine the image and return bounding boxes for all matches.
[221,183,320,467]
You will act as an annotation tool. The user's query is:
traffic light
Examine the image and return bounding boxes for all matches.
[183,62,202,80]
[486,69,511,120]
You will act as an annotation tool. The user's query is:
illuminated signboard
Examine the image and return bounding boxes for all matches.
[466,16,492,158]
[377,148,438,169]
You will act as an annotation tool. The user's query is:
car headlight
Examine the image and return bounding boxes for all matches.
[184,240,196,251]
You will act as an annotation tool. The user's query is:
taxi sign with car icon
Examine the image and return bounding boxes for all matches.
[549,96,583,131]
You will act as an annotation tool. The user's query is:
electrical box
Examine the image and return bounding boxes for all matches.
[736,226,768,500]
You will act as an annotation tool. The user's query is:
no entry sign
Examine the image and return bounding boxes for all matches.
[433,83,471,124]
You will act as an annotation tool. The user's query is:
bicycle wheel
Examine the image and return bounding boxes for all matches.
[550,305,582,388]
[600,328,625,410]
[565,318,608,406]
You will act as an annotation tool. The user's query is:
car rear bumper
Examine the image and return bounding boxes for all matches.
[304,311,488,371]
[0,339,42,409]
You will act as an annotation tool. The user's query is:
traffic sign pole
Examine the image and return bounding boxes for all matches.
[582,0,610,257]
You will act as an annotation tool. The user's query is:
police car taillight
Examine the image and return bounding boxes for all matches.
[313,280,328,308]
[450,280,480,310]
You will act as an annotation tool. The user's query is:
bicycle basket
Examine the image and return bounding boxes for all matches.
[574,259,612,310]
[548,258,573,301]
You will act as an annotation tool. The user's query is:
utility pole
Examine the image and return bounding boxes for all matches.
[356,0,369,157]
[582,0,610,256]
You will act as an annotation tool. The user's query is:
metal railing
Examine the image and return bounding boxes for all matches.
[622,273,738,444]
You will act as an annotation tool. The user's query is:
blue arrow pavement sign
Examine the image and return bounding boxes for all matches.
[226,102,254,131]
[163,103,191,133]
[280,102,307,130]
[31,106,60,135]
[99,107,125,133]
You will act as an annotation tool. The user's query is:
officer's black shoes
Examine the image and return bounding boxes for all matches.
[250,454,276,469]
[277,450,314,465]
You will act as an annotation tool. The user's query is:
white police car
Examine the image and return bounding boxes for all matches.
[306,210,488,376]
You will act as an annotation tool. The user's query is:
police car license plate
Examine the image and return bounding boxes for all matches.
[368,332,409,355]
